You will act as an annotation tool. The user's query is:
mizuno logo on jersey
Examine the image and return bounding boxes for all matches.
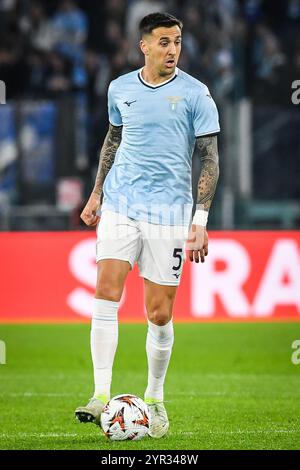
[124,100,137,107]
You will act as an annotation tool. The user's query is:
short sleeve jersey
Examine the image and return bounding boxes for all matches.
[102,67,220,226]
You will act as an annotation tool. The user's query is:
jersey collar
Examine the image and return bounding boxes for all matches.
[138,67,179,89]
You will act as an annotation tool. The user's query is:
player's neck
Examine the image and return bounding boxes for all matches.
[141,66,176,86]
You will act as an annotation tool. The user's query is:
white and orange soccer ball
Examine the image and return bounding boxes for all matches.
[100,394,149,441]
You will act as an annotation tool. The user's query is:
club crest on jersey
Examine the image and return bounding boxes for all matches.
[166,96,182,111]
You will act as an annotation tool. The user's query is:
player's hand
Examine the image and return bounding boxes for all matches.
[80,192,101,227]
[186,225,208,263]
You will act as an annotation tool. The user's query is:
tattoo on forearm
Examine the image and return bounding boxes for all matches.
[196,135,219,211]
[93,124,122,196]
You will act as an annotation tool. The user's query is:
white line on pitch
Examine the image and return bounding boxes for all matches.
[0,392,72,397]
[0,433,80,438]
[170,429,299,436]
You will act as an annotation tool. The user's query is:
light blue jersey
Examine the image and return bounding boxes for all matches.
[101,67,220,226]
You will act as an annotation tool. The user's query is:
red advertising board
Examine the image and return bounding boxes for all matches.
[0,231,299,322]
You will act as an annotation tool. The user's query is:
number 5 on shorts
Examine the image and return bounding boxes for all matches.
[172,248,183,271]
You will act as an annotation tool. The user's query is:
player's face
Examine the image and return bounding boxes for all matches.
[142,26,182,77]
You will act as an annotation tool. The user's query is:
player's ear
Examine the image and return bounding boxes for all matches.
[140,38,149,56]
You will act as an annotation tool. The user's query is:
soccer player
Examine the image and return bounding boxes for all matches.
[75,12,220,438]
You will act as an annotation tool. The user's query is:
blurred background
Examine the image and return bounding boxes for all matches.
[0,0,299,231]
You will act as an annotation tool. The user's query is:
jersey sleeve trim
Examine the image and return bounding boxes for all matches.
[109,120,123,127]
[195,129,220,138]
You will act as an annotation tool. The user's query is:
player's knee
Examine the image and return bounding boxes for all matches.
[146,290,174,325]
[95,282,122,302]
[147,308,172,326]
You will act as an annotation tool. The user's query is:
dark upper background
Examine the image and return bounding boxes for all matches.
[0,0,299,230]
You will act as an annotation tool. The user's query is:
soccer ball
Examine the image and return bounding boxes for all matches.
[100,394,149,441]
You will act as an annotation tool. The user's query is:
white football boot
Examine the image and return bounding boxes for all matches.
[75,398,105,426]
[146,401,169,438]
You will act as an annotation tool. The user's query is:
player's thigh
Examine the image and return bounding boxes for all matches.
[95,259,131,301]
[95,211,141,300]
[138,223,187,287]
[96,210,141,267]
[144,278,178,325]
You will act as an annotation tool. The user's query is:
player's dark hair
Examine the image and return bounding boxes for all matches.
[139,12,183,37]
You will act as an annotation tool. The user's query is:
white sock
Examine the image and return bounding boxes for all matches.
[144,319,174,403]
[91,298,119,402]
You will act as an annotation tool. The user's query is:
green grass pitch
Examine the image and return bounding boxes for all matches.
[0,323,299,450]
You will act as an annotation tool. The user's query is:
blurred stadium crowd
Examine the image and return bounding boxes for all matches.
[0,0,300,229]
[0,0,300,103]
[1,0,299,106]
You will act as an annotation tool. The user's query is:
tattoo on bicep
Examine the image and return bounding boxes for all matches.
[93,124,122,196]
[196,135,219,211]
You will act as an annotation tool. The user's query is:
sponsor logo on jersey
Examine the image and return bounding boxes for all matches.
[124,100,137,107]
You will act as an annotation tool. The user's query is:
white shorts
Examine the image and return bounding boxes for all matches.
[96,211,188,286]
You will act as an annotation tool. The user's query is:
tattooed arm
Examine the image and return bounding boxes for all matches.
[196,134,219,212]
[80,124,122,226]
[92,124,123,197]
[187,134,219,263]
